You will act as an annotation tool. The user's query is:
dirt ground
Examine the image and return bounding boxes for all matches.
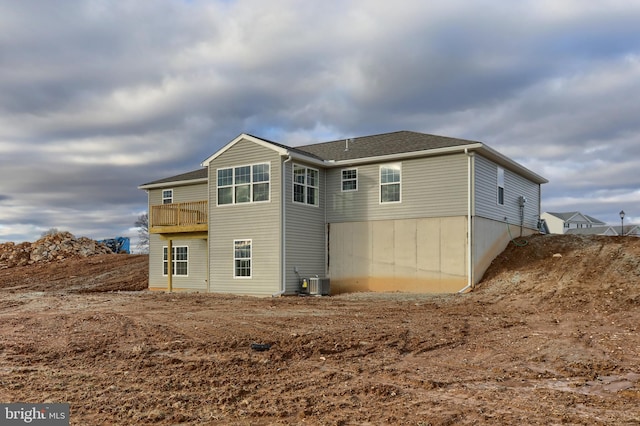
[1,234,639,425]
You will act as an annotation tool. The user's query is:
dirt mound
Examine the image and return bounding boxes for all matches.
[478,234,640,310]
[0,232,113,269]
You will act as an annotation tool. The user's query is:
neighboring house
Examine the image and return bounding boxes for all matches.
[139,130,547,296]
[565,225,639,237]
[541,211,606,234]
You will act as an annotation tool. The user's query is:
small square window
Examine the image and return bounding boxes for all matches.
[162,189,173,204]
[342,169,358,192]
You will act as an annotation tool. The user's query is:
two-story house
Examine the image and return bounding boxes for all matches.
[139,130,547,296]
[540,211,607,234]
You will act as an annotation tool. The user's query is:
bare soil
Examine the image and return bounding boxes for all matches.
[1,235,639,425]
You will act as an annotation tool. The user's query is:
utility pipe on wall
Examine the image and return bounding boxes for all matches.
[274,155,292,297]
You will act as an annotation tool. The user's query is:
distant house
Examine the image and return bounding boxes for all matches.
[541,211,606,234]
[139,130,547,296]
[565,225,639,237]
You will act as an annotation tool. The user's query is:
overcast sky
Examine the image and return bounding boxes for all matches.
[1,0,639,249]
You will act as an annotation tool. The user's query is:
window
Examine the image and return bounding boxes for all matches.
[162,189,173,204]
[234,240,252,278]
[497,167,505,205]
[341,168,358,192]
[380,163,401,203]
[163,246,188,276]
[293,165,319,206]
[217,163,270,205]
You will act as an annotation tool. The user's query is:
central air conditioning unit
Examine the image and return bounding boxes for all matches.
[308,277,330,296]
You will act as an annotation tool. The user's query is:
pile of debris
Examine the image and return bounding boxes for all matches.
[0,232,113,270]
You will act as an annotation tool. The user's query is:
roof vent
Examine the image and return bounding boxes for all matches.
[345,138,353,151]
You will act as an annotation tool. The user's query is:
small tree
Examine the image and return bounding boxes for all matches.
[135,212,149,253]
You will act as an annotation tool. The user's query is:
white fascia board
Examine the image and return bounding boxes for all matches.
[201,133,288,166]
[138,177,208,190]
[325,144,485,167]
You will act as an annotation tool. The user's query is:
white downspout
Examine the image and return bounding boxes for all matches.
[459,148,474,293]
[273,155,292,297]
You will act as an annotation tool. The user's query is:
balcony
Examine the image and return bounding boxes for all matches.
[150,201,208,234]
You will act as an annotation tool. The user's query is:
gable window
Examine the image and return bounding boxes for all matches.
[234,240,252,278]
[217,163,270,205]
[162,189,173,204]
[293,165,319,206]
[497,167,505,206]
[341,168,358,192]
[163,246,188,276]
[380,163,401,203]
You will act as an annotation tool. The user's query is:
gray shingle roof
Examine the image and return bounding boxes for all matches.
[295,130,478,161]
[140,168,207,187]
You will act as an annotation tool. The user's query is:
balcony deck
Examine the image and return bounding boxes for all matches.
[150,201,207,234]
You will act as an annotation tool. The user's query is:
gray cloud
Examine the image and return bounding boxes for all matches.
[2,0,640,244]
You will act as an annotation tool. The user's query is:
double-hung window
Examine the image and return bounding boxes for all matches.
[163,246,188,276]
[234,240,252,278]
[497,167,505,205]
[293,165,319,206]
[162,189,173,204]
[341,168,358,192]
[217,163,270,205]
[380,163,401,203]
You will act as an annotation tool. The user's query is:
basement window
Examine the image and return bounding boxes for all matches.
[163,246,188,276]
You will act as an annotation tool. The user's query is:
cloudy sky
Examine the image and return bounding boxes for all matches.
[1,0,639,249]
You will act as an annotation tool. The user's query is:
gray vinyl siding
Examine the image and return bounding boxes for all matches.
[284,161,327,293]
[326,153,468,223]
[474,155,541,229]
[147,182,207,205]
[148,235,208,291]
[208,139,282,296]
[147,182,208,291]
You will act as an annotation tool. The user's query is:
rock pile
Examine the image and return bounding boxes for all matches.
[0,232,113,270]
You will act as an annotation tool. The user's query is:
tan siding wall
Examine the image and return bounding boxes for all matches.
[208,139,281,296]
[329,217,468,293]
[148,235,208,291]
[148,182,207,206]
[147,182,209,291]
[326,153,468,223]
[283,161,326,293]
[474,155,541,229]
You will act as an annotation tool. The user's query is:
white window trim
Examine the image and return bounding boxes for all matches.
[233,239,252,279]
[341,168,358,192]
[216,162,271,206]
[162,189,173,204]
[162,245,188,277]
[292,164,320,207]
[497,167,505,206]
[379,163,402,204]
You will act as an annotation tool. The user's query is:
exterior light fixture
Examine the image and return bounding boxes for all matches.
[620,210,625,236]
